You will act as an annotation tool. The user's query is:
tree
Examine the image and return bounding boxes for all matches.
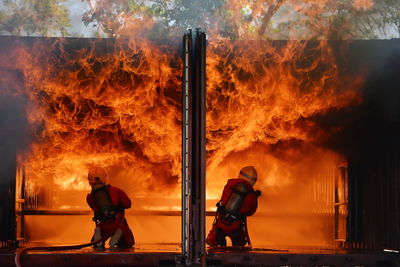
[1,0,398,39]
[0,0,71,36]
[81,0,228,38]
[81,0,400,39]
[258,0,400,39]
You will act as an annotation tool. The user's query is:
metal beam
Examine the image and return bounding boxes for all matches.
[190,29,206,266]
[182,29,192,264]
[182,29,206,266]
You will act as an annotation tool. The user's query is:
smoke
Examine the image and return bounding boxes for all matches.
[0,64,31,240]
[0,68,31,182]
[315,40,400,159]
[0,91,28,154]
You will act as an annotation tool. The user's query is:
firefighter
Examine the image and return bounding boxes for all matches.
[86,167,135,248]
[206,166,261,247]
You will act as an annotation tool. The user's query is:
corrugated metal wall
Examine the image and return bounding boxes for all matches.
[348,137,400,249]
[330,39,400,250]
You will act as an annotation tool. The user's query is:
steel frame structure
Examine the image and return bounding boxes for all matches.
[182,28,206,265]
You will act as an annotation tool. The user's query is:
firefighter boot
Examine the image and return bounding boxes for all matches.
[216,228,227,246]
[230,230,247,246]
[109,228,122,248]
[93,227,105,248]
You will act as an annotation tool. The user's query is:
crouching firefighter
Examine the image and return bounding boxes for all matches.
[86,167,135,248]
[206,166,261,247]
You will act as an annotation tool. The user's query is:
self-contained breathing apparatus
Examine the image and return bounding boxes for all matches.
[91,184,124,223]
[217,182,261,223]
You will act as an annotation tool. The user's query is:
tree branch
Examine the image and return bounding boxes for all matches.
[258,0,284,37]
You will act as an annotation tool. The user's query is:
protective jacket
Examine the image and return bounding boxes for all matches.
[207,178,259,246]
[87,185,135,247]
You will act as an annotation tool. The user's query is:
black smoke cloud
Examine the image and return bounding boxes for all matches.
[0,68,31,165]
[0,66,32,240]
[315,40,400,160]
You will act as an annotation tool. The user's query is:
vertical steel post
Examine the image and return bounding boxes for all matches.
[191,29,206,265]
[182,29,206,265]
[182,30,192,263]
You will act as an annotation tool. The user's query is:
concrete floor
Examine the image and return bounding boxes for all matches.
[1,242,399,267]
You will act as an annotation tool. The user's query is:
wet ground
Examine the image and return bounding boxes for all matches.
[18,241,182,253]
[1,242,399,267]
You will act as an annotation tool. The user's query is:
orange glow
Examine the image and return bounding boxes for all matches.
[4,37,183,209]
[1,32,363,247]
[206,40,360,198]
[204,39,361,247]
[205,142,341,246]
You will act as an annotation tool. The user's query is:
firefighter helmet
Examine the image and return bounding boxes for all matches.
[239,166,257,185]
[88,167,108,185]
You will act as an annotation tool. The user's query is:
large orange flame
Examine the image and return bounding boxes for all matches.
[204,39,361,247]
[1,33,363,246]
[2,37,182,210]
[206,40,360,197]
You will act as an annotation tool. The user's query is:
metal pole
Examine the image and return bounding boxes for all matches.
[190,28,206,265]
[182,28,206,266]
[182,30,192,264]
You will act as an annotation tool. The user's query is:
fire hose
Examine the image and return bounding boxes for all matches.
[14,234,112,267]
[15,213,125,267]
[15,184,130,267]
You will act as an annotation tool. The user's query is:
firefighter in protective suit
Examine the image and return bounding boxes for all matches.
[86,167,135,248]
[206,166,261,247]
